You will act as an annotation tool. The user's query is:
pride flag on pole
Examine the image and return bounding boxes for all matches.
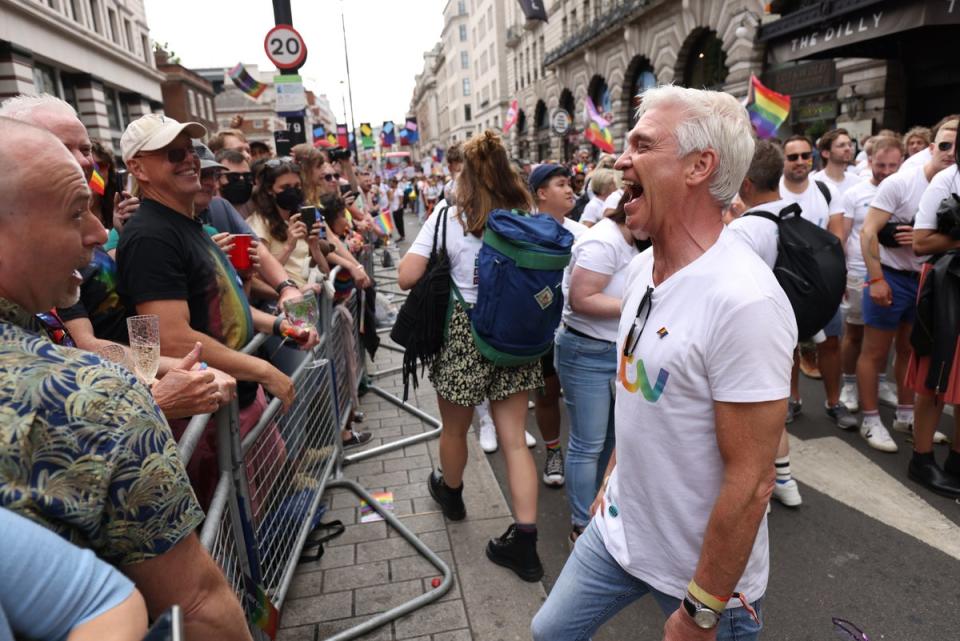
[88,161,106,196]
[584,96,614,153]
[747,75,790,139]
[373,211,396,236]
[359,122,375,149]
[228,63,267,99]
[503,99,519,133]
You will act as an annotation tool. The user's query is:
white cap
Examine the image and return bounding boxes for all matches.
[121,113,207,161]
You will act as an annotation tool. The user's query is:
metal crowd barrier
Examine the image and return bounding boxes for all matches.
[176,257,451,640]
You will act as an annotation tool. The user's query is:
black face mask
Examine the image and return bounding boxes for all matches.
[220,178,253,205]
[275,186,303,211]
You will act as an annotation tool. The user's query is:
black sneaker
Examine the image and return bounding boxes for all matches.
[542,447,565,487]
[342,430,372,450]
[427,470,466,521]
[486,523,544,582]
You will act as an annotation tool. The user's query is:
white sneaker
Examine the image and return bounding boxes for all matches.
[860,420,898,452]
[892,419,950,445]
[839,384,859,413]
[878,381,898,407]
[772,479,802,507]
[478,417,498,453]
[524,431,537,448]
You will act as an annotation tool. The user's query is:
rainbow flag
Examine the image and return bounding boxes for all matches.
[747,75,790,139]
[88,162,106,196]
[373,211,395,236]
[584,96,614,153]
[228,62,267,99]
[243,576,279,639]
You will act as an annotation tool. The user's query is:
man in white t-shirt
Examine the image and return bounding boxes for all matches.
[727,140,804,508]
[908,160,960,497]
[838,136,903,414]
[532,86,796,641]
[811,128,862,201]
[779,135,856,430]
[900,115,959,173]
[857,120,958,452]
[523,163,586,488]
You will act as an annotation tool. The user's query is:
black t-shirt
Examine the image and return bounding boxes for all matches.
[117,198,258,405]
[57,246,131,343]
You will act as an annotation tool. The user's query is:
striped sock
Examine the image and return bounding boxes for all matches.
[842,374,856,386]
[896,405,914,424]
[863,410,880,426]
[775,456,792,484]
[545,438,561,451]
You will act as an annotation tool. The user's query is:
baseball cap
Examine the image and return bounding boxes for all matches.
[121,113,207,161]
[528,163,570,193]
[193,141,226,171]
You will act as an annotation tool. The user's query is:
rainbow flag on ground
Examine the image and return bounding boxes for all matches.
[243,575,279,639]
[228,63,267,99]
[747,75,790,139]
[373,211,395,236]
[584,96,614,153]
[88,162,106,196]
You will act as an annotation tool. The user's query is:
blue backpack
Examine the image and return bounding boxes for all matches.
[452,209,574,366]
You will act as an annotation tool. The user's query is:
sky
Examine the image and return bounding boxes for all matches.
[144,0,447,126]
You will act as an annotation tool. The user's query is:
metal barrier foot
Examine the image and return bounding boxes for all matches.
[321,478,453,641]
[343,384,443,465]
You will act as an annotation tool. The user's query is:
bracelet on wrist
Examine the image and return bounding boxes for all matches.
[275,279,298,295]
[272,316,284,337]
[687,579,729,613]
[864,276,885,287]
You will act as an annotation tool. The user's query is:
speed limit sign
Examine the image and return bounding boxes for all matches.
[264,24,307,70]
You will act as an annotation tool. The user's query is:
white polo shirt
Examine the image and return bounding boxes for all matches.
[596,228,796,603]
[869,165,928,272]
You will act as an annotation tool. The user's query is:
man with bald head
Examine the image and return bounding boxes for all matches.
[0,117,252,640]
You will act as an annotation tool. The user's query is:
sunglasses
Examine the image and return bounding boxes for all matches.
[265,158,301,172]
[937,141,955,152]
[785,152,813,162]
[141,145,199,164]
[623,286,654,358]
[832,617,869,641]
[225,171,253,183]
[323,172,341,182]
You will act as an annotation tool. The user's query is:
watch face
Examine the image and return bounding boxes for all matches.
[693,608,720,629]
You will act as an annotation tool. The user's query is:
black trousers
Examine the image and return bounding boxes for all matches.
[393,207,405,239]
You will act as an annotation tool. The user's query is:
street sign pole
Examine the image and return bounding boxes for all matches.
[268,1,307,156]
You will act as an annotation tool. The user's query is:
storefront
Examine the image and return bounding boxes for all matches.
[759,0,960,132]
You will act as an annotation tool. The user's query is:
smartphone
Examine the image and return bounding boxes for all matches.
[298,205,318,230]
[318,221,327,240]
[115,168,128,195]
[339,183,352,195]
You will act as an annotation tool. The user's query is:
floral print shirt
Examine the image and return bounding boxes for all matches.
[0,297,203,565]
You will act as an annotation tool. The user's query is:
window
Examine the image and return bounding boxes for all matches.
[104,87,122,131]
[61,73,79,111]
[539,35,545,75]
[464,104,472,121]
[69,0,82,23]
[32,63,58,96]
[459,24,467,42]
[188,89,197,117]
[141,34,151,66]
[124,18,134,51]
[107,8,118,43]
[562,17,567,39]
[462,78,471,96]
[88,0,101,33]
[206,97,215,121]
[458,0,466,15]
[461,51,469,69]
[489,43,495,67]
[487,6,493,30]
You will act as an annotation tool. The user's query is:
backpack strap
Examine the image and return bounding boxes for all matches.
[431,205,449,257]
[742,210,780,224]
[814,180,832,206]
[742,202,802,224]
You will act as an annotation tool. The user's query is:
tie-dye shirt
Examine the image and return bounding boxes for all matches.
[0,297,203,566]
[116,198,254,351]
[57,247,129,343]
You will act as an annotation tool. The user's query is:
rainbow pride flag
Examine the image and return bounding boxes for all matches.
[373,211,395,236]
[88,162,106,196]
[503,99,519,134]
[584,96,614,153]
[243,576,279,639]
[228,63,267,99]
[747,75,790,139]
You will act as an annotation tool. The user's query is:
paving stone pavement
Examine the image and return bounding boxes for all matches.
[278,229,546,641]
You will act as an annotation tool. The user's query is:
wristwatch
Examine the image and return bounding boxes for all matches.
[275,279,298,295]
[682,594,721,629]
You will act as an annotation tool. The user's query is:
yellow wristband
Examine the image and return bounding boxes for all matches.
[687,580,729,613]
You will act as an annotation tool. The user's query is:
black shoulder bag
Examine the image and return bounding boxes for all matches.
[390,206,451,399]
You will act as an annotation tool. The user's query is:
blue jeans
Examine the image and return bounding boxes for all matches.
[531,521,764,641]
[554,326,617,528]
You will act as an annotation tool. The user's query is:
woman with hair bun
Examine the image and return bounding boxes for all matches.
[397,130,545,582]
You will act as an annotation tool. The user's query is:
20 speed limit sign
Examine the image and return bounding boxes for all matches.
[264,24,307,70]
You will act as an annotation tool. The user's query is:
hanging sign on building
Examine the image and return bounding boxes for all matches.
[551,109,571,136]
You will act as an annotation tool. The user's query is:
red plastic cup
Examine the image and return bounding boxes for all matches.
[228,234,254,270]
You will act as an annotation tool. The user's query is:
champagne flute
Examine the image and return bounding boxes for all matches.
[281,294,327,370]
[126,315,161,384]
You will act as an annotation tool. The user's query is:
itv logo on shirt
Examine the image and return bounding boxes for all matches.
[618,353,669,402]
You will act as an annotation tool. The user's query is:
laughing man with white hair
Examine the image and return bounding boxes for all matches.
[531,86,797,641]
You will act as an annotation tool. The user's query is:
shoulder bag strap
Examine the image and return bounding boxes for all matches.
[742,210,780,224]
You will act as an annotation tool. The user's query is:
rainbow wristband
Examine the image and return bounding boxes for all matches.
[687,580,729,613]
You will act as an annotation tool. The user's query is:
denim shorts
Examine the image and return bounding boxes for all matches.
[862,266,919,331]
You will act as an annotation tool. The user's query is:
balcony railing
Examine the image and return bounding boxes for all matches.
[543,0,650,67]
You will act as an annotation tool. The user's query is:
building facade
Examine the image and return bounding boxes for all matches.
[469,0,511,136]
[0,0,164,151]
[505,0,768,161]
[410,42,443,159]
[155,49,216,132]
[440,0,474,144]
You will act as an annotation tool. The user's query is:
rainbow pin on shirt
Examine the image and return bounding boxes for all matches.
[657,327,668,339]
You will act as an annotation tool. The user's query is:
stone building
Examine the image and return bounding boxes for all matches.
[0,0,163,151]
[410,42,444,160]
[504,0,768,161]
[155,48,216,133]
